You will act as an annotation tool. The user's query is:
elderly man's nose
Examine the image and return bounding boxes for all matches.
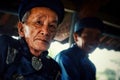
[40,26,49,36]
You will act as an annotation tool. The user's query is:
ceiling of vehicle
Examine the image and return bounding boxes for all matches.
[0,0,120,51]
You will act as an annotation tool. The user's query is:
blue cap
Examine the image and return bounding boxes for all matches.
[18,0,65,24]
[74,17,105,33]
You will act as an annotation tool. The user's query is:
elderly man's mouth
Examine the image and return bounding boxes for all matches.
[35,38,49,44]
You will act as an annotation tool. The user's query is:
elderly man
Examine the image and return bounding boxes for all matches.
[55,17,104,80]
[0,0,64,80]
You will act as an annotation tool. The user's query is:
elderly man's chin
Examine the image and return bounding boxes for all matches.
[34,42,50,51]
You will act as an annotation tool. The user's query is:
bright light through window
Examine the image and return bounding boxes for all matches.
[89,48,120,80]
[48,41,69,58]
[90,48,120,72]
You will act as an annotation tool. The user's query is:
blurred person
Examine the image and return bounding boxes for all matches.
[55,17,104,80]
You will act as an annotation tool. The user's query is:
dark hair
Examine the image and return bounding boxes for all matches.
[21,11,31,23]
[74,17,105,33]
[75,28,84,36]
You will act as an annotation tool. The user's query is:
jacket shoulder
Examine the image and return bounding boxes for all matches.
[0,35,14,43]
[0,35,18,47]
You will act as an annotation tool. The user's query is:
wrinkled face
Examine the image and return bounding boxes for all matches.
[18,7,58,56]
[74,28,101,53]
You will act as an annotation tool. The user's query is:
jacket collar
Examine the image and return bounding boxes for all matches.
[18,37,48,60]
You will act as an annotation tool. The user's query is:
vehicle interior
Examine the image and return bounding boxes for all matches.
[0,0,120,80]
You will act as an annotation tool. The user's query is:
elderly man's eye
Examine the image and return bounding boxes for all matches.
[36,21,42,25]
[33,20,43,27]
[49,24,57,29]
[48,24,57,31]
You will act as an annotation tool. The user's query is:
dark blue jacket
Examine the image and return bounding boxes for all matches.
[54,44,96,80]
[0,35,61,80]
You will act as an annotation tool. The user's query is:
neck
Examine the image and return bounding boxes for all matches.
[30,48,43,57]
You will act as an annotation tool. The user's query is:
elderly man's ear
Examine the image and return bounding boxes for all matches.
[17,22,25,37]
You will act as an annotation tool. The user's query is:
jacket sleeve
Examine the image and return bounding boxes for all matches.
[0,35,8,77]
[54,53,80,80]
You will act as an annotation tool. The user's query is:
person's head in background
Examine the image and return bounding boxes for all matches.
[17,0,64,57]
[73,17,104,54]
